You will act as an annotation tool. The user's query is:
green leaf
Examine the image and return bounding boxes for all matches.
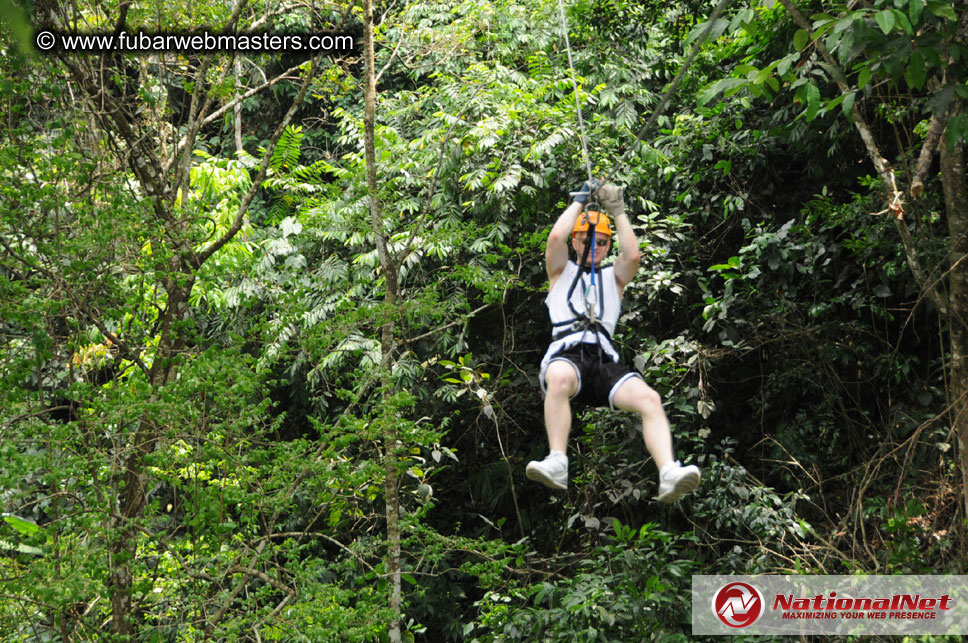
[909,0,924,24]
[905,51,927,89]
[832,16,853,36]
[842,91,856,117]
[735,64,758,77]
[3,514,39,536]
[893,9,913,35]
[615,100,637,130]
[826,94,846,112]
[857,66,872,90]
[699,78,748,106]
[777,53,798,77]
[685,17,728,47]
[753,66,776,87]
[0,539,44,557]
[793,29,809,51]
[875,9,895,34]
[927,1,956,21]
[270,125,303,171]
[947,113,968,147]
[804,83,821,121]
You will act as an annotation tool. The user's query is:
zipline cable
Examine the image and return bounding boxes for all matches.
[555,0,735,171]
[556,0,594,184]
[557,0,601,331]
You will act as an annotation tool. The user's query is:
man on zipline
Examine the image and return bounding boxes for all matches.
[526,179,701,502]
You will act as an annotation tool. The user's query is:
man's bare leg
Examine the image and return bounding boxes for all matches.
[526,361,580,490]
[612,377,700,502]
[544,361,579,452]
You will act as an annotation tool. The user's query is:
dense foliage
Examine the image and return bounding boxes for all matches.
[1,0,966,641]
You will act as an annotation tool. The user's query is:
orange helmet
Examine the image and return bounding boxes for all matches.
[572,210,612,237]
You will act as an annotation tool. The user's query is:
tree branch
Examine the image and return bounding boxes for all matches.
[0,235,151,375]
[164,63,314,172]
[171,0,249,196]
[225,565,295,596]
[777,0,950,311]
[1,407,72,430]
[776,0,894,180]
[195,56,321,267]
[402,302,493,345]
[57,56,174,215]
[911,112,946,198]
[376,16,408,84]
[171,55,216,202]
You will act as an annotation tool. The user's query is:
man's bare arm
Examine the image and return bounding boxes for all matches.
[599,185,640,289]
[546,200,584,283]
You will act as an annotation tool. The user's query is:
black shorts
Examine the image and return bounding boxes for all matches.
[545,343,642,410]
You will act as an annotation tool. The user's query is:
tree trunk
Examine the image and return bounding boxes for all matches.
[941,111,968,519]
[50,9,318,633]
[778,0,968,513]
[108,267,194,637]
[362,1,403,640]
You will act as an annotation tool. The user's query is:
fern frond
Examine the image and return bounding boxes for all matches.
[270,125,304,172]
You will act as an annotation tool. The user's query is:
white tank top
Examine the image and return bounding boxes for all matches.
[546,261,621,339]
[538,261,623,390]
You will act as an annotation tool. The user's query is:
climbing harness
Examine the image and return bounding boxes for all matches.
[551,210,614,364]
[569,210,612,327]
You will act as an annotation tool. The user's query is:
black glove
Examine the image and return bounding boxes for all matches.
[571,178,602,204]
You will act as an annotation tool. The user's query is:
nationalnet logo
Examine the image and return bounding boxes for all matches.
[772,590,952,620]
[712,581,765,628]
[694,575,968,635]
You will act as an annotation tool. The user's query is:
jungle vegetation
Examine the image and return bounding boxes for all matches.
[1,0,966,640]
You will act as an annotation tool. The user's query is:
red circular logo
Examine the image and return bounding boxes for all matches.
[712,581,765,628]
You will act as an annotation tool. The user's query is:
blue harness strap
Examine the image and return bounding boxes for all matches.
[553,209,610,345]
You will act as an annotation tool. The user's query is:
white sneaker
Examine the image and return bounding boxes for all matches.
[526,452,568,490]
[656,461,701,503]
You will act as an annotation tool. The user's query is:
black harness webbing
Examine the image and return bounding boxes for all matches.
[552,209,612,361]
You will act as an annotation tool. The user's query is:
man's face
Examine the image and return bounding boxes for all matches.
[572,232,611,266]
